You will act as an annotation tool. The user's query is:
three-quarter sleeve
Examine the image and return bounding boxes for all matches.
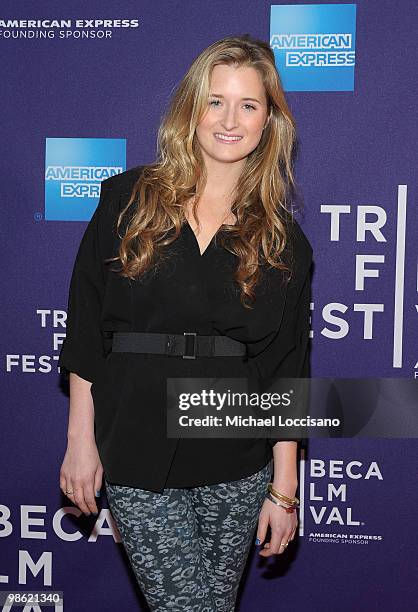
[250,229,313,448]
[58,180,114,384]
[266,263,312,448]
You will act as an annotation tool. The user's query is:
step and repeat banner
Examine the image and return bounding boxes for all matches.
[1,1,416,610]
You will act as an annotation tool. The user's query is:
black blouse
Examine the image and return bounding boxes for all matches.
[58,165,313,493]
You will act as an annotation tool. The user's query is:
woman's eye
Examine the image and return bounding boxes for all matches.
[209,100,256,111]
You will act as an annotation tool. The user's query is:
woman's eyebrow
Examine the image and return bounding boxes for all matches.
[209,93,262,104]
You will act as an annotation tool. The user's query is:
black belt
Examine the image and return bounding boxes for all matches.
[110,331,247,359]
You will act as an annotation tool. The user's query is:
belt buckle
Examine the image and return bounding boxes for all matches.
[183,332,197,359]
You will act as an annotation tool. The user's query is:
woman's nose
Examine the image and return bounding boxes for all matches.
[221,106,239,130]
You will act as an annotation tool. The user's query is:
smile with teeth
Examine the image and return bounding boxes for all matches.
[214,133,243,143]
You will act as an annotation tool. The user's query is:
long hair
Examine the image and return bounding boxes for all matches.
[107,34,300,309]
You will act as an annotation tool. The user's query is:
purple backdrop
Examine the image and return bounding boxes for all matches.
[1,1,417,610]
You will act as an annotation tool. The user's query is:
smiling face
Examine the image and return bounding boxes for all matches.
[195,63,269,167]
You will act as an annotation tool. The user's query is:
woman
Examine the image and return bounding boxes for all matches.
[58,34,313,611]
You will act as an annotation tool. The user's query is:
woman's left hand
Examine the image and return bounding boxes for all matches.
[255,497,298,556]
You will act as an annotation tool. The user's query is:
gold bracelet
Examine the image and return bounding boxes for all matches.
[268,483,299,504]
[268,486,299,507]
[267,483,299,507]
[268,483,299,505]
[266,492,296,513]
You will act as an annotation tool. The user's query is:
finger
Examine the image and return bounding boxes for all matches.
[84,480,99,514]
[94,467,103,502]
[280,540,290,553]
[255,510,269,547]
[63,478,75,501]
[258,542,270,556]
[259,528,284,557]
[72,484,91,515]
[258,542,274,557]
[60,471,69,494]
[60,476,67,497]
[59,474,67,494]
[267,528,285,556]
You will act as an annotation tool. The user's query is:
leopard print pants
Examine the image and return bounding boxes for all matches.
[104,460,272,611]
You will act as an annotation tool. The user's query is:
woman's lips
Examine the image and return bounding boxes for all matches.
[214,133,243,144]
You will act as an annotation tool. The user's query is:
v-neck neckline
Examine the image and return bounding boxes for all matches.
[184,218,235,258]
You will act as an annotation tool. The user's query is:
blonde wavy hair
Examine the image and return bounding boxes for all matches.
[108,34,300,309]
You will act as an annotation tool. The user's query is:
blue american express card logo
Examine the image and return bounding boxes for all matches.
[270,4,357,91]
[45,138,126,221]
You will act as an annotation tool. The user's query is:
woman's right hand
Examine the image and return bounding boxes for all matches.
[60,437,103,516]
